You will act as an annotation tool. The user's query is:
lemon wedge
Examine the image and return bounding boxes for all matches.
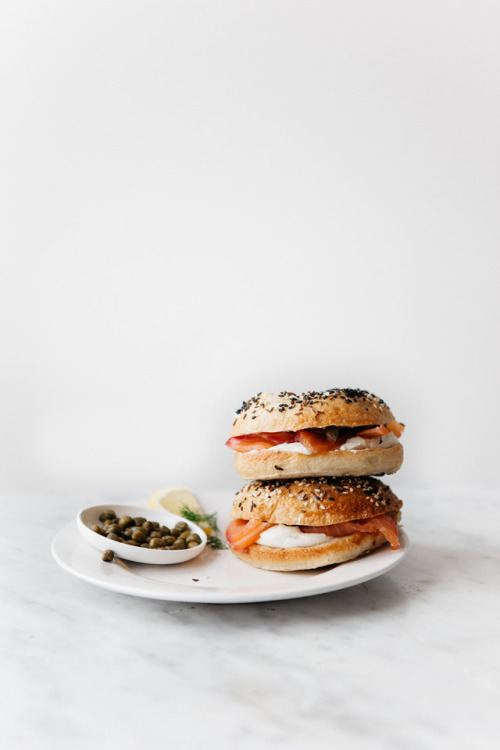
[149,486,202,514]
[149,487,212,535]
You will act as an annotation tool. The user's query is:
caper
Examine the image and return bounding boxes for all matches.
[91,512,197,552]
[117,516,133,529]
[102,549,114,562]
[149,538,164,548]
[99,510,116,522]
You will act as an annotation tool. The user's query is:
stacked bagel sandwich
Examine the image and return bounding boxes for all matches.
[225,389,405,571]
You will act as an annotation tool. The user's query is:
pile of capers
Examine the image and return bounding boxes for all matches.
[91,509,202,551]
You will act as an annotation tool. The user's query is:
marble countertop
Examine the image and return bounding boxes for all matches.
[1,484,499,749]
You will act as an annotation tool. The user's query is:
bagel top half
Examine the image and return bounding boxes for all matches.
[230,388,395,436]
[231,476,402,527]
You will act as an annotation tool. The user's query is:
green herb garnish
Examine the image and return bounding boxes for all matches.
[179,505,227,549]
[206,535,227,550]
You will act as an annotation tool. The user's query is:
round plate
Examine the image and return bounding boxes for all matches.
[52,494,410,604]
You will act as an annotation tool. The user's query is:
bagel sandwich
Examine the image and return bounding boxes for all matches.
[225,476,403,571]
[226,389,404,480]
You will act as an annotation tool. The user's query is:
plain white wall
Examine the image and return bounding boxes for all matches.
[1,1,499,494]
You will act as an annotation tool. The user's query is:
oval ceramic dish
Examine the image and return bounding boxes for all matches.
[77,504,207,564]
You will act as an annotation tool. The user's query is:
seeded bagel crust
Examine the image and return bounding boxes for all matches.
[229,532,390,571]
[231,476,402,526]
[230,389,396,437]
[234,442,403,480]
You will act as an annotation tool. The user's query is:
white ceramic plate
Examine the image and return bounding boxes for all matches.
[52,492,410,604]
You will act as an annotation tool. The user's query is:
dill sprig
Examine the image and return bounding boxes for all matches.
[179,505,221,533]
[179,505,227,549]
[206,535,227,550]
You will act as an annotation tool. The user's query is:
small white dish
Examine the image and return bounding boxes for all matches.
[77,504,207,565]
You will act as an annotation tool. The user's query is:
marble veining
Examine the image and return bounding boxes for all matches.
[1,486,499,749]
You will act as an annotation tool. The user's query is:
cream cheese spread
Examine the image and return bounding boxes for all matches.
[339,432,398,451]
[247,442,312,455]
[246,433,398,454]
[256,524,331,548]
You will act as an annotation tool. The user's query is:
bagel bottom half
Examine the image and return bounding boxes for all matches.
[234,443,403,481]
[229,530,389,571]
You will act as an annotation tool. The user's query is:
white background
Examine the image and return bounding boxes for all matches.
[1,1,499,494]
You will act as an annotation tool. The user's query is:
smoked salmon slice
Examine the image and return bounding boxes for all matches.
[356,424,390,438]
[225,519,275,551]
[225,432,295,452]
[295,429,347,453]
[300,514,399,550]
[226,514,399,551]
[226,424,403,453]
[386,421,405,438]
